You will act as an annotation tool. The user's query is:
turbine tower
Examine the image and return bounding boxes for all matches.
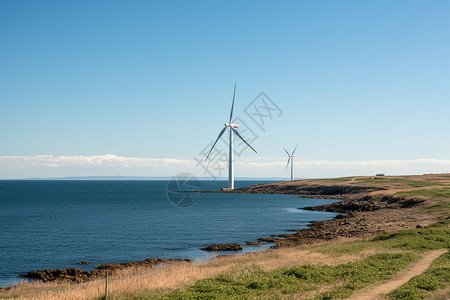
[205,84,257,189]
[284,143,299,181]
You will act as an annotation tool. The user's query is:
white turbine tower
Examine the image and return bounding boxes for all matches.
[284,143,299,181]
[205,84,257,189]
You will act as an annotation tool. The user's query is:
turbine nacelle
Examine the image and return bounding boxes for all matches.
[225,122,239,129]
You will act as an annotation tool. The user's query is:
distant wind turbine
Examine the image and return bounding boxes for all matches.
[205,84,257,189]
[284,143,299,181]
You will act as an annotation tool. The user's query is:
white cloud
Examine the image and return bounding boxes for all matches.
[0,154,449,179]
[0,154,191,168]
[0,154,195,179]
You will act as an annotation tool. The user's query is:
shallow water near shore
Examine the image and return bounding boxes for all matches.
[0,180,338,287]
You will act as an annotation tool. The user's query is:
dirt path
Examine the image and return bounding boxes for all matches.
[348,249,448,300]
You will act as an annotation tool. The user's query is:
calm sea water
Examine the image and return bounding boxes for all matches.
[0,180,338,287]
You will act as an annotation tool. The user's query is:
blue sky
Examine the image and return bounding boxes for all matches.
[1,0,449,179]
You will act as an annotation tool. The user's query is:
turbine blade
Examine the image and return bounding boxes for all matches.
[231,127,257,153]
[292,143,299,155]
[285,157,291,172]
[283,148,290,156]
[205,127,227,161]
[229,83,236,123]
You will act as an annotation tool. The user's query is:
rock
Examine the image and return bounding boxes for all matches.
[76,261,89,265]
[238,183,384,196]
[94,258,191,270]
[334,214,349,219]
[20,268,102,283]
[245,241,261,246]
[20,258,192,282]
[258,237,281,243]
[304,200,382,213]
[201,243,243,251]
[0,286,12,292]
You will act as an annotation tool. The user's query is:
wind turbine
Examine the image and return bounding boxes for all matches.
[205,84,257,189]
[284,143,298,181]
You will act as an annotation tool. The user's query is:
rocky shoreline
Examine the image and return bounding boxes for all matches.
[19,258,191,283]
[233,181,431,248]
[15,179,434,285]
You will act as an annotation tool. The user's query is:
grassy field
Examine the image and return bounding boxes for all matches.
[396,188,450,198]
[4,221,445,299]
[144,253,420,299]
[389,251,450,300]
[311,174,450,189]
[140,221,449,300]
[1,174,449,300]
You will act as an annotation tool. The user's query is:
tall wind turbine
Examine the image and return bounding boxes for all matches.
[284,143,298,181]
[205,84,257,189]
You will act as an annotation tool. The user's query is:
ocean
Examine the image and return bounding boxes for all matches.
[0,180,339,287]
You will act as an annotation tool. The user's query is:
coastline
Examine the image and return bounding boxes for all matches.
[6,174,445,287]
[1,174,448,299]
[12,194,336,285]
[233,177,436,248]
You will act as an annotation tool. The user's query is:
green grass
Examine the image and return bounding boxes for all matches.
[312,221,450,255]
[313,253,418,299]
[353,178,439,188]
[372,225,450,251]
[388,252,450,300]
[419,201,450,218]
[143,253,418,300]
[422,202,450,210]
[396,188,450,199]
[137,222,450,300]
[318,177,356,183]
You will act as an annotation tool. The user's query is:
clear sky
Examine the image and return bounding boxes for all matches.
[1,0,449,179]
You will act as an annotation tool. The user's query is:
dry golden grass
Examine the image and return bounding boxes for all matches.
[0,243,364,300]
